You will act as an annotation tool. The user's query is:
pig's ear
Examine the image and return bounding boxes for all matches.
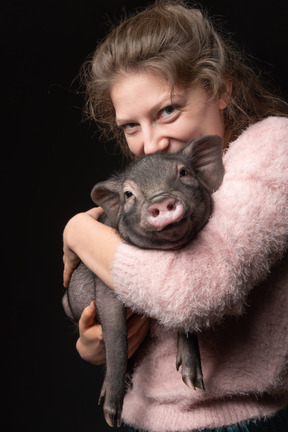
[91,179,121,226]
[181,135,224,193]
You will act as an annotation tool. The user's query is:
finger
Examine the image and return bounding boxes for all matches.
[86,207,104,219]
[79,301,97,332]
[63,253,80,287]
[63,269,70,288]
[63,262,74,288]
[76,329,106,365]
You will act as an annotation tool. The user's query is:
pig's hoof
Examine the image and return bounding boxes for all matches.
[181,370,205,391]
[104,408,122,428]
[98,387,123,427]
[176,358,205,391]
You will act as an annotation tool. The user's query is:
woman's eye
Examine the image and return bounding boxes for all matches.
[121,123,139,134]
[161,105,176,117]
[124,191,133,198]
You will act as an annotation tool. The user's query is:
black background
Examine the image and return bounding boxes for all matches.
[2,1,288,431]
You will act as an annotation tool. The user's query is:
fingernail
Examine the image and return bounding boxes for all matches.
[89,300,96,310]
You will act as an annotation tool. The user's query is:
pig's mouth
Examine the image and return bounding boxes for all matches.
[153,215,192,245]
[152,210,205,248]
[160,215,186,232]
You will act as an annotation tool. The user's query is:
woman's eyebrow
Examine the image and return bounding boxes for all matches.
[115,117,138,126]
[151,94,175,113]
[152,93,185,111]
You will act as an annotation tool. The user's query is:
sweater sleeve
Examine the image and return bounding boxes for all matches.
[112,117,288,332]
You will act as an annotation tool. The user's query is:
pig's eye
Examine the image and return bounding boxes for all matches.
[179,168,187,177]
[124,191,133,198]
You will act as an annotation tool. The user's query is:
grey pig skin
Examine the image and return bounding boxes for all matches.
[62,135,224,428]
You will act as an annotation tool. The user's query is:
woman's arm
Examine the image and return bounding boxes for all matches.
[110,117,288,332]
[63,117,288,333]
[63,207,120,289]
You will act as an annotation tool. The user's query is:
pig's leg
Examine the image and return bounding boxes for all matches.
[176,332,205,391]
[95,279,128,428]
[63,262,96,322]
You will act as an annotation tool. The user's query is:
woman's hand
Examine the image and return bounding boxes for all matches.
[76,301,106,365]
[76,301,151,365]
[63,207,104,288]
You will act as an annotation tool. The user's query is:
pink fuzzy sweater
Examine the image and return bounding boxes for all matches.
[112,117,288,431]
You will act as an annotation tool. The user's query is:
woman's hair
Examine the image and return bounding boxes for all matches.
[81,0,288,156]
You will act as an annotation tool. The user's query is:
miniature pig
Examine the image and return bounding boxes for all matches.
[62,135,224,428]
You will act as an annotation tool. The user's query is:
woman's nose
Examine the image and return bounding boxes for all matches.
[143,138,170,154]
[142,129,170,154]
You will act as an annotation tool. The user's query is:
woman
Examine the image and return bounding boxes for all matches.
[63,1,288,430]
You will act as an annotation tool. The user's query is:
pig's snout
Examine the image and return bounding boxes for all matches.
[147,198,185,229]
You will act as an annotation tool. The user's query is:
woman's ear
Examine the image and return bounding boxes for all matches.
[218,80,232,109]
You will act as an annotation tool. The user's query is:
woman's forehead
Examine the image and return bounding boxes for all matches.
[110,72,190,119]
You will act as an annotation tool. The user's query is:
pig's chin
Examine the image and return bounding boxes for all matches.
[151,217,195,249]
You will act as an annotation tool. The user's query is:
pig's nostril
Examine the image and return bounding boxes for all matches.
[151,209,160,217]
[149,200,177,218]
[146,199,184,229]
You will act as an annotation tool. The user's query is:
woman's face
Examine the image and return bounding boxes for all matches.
[110,72,228,157]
